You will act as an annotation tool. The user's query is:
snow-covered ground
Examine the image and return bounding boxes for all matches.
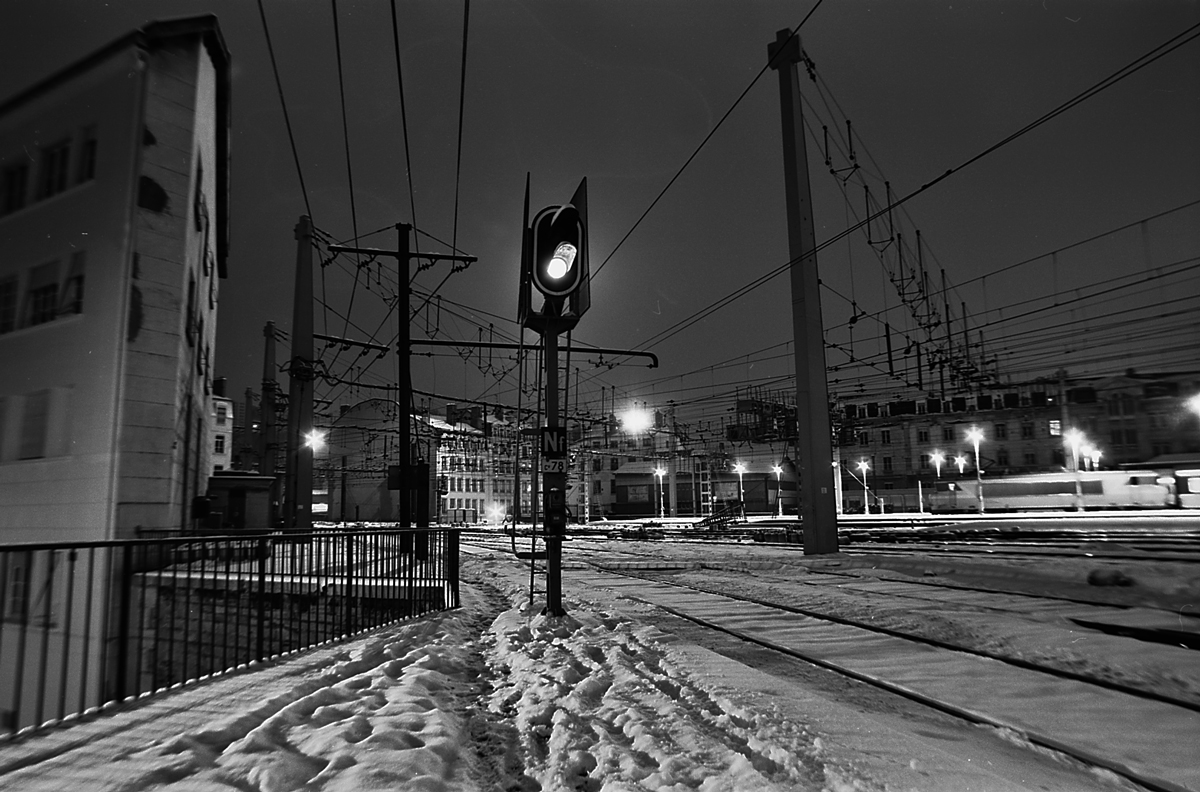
[4,539,1191,791]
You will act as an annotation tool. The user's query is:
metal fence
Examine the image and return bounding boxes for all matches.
[0,527,459,739]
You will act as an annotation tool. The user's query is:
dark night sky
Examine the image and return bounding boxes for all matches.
[4,0,1198,432]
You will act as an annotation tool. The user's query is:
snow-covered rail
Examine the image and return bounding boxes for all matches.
[574,565,1200,792]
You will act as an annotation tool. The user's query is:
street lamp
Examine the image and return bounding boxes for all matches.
[1188,393,1200,418]
[954,455,967,475]
[1089,447,1102,470]
[856,460,870,514]
[732,463,746,506]
[653,466,666,518]
[966,426,984,514]
[304,429,326,453]
[619,407,653,435]
[930,451,945,479]
[1081,443,1095,471]
[771,464,784,517]
[1065,428,1085,512]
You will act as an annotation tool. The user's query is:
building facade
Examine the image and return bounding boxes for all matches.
[836,370,1200,512]
[0,16,229,542]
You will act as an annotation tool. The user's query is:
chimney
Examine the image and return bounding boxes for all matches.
[213,377,227,398]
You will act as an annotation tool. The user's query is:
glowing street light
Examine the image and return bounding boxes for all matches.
[1089,446,1103,470]
[653,466,666,518]
[1065,428,1085,512]
[772,464,784,517]
[304,429,326,453]
[732,463,747,505]
[619,407,653,435]
[1081,443,1096,471]
[954,455,967,475]
[856,459,870,514]
[1188,393,1200,418]
[930,451,945,479]
[966,426,985,514]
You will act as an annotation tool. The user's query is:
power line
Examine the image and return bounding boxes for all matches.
[609,20,1200,367]
[388,0,421,255]
[590,1,826,281]
[255,0,312,219]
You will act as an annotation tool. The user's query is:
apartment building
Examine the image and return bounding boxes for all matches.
[0,16,230,541]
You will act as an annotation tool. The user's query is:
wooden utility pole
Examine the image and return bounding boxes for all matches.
[768,30,838,554]
[327,226,476,527]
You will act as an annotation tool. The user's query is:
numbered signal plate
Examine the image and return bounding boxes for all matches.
[542,458,567,473]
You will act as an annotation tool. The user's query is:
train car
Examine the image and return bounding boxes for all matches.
[928,471,1174,512]
[1174,469,1200,509]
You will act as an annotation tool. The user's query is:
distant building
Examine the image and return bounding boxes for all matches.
[835,370,1200,512]
[210,392,233,473]
[0,16,231,541]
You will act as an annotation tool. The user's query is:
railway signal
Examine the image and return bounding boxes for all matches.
[520,178,590,333]
[516,177,591,616]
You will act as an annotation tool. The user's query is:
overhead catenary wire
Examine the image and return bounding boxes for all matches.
[598,20,1200,372]
[590,0,826,281]
[255,0,313,221]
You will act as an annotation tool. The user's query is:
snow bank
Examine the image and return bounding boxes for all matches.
[485,604,848,791]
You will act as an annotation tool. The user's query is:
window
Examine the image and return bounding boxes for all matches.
[919,454,930,469]
[882,457,893,472]
[77,127,97,183]
[858,431,869,445]
[0,276,17,333]
[917,429,929,443]
[880,430,891,445]
[216,403,228,426]
[214,435,226,454]
[6,559,28,621]
[58,251,85,316]
[186,274,196,346]
[942,427,955,442]
[22,262,59,327]
[996,447,1009,466]
[1021,423,1035,440]
[2,162,29,215]
[1024,452,1037,466]
[610,458,619,471]
[38,140,70,199]
[1048,419,1061,437]
[19,390,50,460]
[994,423,1008,440]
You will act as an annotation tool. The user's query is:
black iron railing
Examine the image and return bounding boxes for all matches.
[0,527,459,738]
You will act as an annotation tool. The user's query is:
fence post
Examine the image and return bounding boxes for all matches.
[114,544,134,701]
[256,536,267,661]
[345,531,355,636]
[447,528,460,608]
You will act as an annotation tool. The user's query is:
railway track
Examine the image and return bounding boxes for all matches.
[568,562,1200,792]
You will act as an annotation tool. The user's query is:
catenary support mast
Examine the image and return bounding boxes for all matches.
[768,30,838,554]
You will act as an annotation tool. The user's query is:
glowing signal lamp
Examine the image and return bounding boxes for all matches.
[531,205,585,298]
[547,243,576,280]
